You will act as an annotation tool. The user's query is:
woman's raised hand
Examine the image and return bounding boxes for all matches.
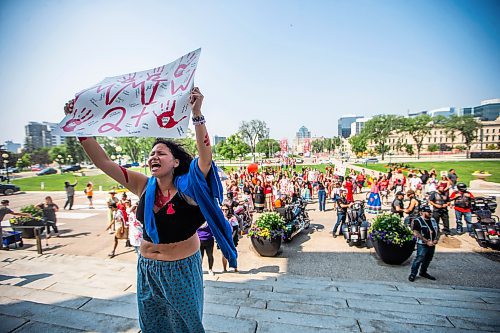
[189,87,204,115]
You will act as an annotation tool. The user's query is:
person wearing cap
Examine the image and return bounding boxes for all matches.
[1,200,30,250]
[429,184,451,235]
[450,183,475,235]
[409,205,439,282]
[106,190,119,233]
[332,189,350,238]
[404,190,420,227]
[391,191,405,218]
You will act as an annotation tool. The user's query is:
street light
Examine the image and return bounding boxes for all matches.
[115,146,123,166]
[2,153,9,183]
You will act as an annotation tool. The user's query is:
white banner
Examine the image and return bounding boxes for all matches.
[53,49,201,138]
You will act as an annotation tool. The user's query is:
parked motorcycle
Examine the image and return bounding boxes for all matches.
[342,200,371,247]
[471,196,500,248]
[233,199,253,234]
[277,197,310,242]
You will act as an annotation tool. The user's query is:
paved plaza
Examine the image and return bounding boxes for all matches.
[1,190,500,332]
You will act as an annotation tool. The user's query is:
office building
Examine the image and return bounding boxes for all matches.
[473,99,500,121]
[350,117,371,137]
[213,135,226,146]
[25,122,52,150]
[338,115,362,138]
[296,126,311,139]
[3,140,22,153]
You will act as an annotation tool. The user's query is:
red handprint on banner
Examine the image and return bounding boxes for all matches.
[152,100,187,129]
[62,108,94,132]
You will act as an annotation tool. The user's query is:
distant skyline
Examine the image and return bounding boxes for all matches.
[1,0,499,145]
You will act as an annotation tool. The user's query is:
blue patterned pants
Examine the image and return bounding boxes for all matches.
[137,251,205,332]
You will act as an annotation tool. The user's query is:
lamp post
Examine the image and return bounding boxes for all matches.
[115,146,123,166]
[2,153,9,183]
[57,155,63,174]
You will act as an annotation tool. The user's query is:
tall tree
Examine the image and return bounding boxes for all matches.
[348,135,367,157]
[311,139,324,153]
[441,115,481,158]
[256,138,280,158]
[361,115,401,160]
[238,120,269,161]
[399,114,433,159]
[66,137,87,163]
[216,134,250,162]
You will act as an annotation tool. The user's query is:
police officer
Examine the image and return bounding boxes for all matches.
[391,191,405,218]
[429,184,451,235]
[332,189,350,238]
[450,183,475,235]
[409,205,439,282]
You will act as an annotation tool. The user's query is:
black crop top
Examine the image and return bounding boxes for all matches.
[137,192,205,244]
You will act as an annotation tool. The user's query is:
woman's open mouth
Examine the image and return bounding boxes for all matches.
[150,162,161,172]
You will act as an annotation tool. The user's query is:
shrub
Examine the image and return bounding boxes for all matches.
[9,205,43,225]
[368,213,415,246]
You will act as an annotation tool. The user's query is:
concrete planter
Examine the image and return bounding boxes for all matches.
[373,239,416,265]
[251,236,282,257]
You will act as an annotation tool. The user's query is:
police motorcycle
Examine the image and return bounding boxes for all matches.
[471,196,500,248]
[342,200,371,247]
[277,197,310,242]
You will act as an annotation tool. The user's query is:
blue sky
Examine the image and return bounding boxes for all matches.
[1,0,499,145]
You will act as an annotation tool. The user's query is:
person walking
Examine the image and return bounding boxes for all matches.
[409,206,439,282]
[70,87,236,332]
[106,202,127,258]
[63,178,78,210]
[450,183,475,235]
[429,184,451,235]
[391,191,405,218]
[366,178,382,215]
[36,196,60,243]
[84,182,94,209]
[106,190,119,233]
[1,200,30,250]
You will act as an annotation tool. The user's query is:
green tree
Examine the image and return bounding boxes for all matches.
[441,115,481,158]
[17,153,31,169]
[217,134,250,162]
[361,115,401,160]
[238,120,269,161]
[427,144,439,152]
[49,145,67,162]
[256,139,280,158]
[399,115,433,159]
[405,143,414,156]
[30,148,50,165]
[348,135,367,156]
[66,137,87,163]
[311,139,324,153]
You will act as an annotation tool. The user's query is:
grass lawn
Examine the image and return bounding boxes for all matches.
[11,167,150,192]
[354,161,500,186]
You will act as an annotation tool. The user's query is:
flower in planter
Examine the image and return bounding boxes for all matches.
[368,213,415,246]
[9,205,43,226]
[248,212,285,240]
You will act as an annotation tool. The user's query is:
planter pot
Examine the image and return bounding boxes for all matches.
[472,173,492,181]
[373,238,416,265]
[12,219,45,239]
[251,236,282,257]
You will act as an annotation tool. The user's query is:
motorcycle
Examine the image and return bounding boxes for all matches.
[277,197,310,242]
[341,200,371,247]
[233,200,253,234]
[471,196,500,248]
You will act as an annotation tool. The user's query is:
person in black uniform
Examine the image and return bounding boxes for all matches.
[332,189,350,237]
[429,184,451,235]
[409,206,439,282]
[391,191,405,218]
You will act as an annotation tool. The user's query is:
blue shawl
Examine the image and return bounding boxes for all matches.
[144,158,238,268]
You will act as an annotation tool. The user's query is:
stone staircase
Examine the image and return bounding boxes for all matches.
[1,251,499,332]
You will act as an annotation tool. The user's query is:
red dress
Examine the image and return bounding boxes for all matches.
[344,180,354,203]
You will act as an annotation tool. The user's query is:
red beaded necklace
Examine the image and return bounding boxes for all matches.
[155,187,171,208]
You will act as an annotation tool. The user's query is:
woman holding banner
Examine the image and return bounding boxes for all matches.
[65,87,237,332]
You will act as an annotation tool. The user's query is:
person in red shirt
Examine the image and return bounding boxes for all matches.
[450,183,475,235]
[343,176,354,203]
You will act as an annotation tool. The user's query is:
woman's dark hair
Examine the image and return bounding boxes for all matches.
[152,138,193,177]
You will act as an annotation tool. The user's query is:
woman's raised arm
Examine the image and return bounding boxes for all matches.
[189,87,212,177]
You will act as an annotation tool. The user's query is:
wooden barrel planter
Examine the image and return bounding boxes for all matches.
[251,236,282,257]
[373,239,416,265]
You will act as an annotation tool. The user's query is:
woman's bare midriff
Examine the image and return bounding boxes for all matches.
[140,234,200,261]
